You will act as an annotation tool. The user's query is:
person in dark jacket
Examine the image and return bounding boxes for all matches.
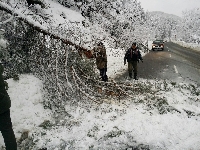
[124,42,143,80]
[93,42,108,82]
[0,63,17,150]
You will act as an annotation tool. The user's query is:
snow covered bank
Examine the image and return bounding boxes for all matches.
[173,40,200,52]
[1,74,200,149]
[0,75,52,148]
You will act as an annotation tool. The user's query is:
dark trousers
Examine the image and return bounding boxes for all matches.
[128,61,137,74]
[128,60,138,78]
[0,110,17,150]
[99,68,108,82]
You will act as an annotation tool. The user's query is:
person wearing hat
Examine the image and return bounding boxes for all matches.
[93,42,108,82]
[124,42,143,80]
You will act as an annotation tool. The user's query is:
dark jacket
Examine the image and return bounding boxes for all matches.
[0,64,11,114]
[94,45,107,69]
[124,47,143,63]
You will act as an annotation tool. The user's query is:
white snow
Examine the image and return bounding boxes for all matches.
[173,40,200,52]
[0,0,200,149]
[1,73,200,149]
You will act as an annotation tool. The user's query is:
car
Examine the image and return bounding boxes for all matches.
[152,40,164,51]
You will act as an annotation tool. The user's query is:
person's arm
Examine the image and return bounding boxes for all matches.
[138,50,143,62]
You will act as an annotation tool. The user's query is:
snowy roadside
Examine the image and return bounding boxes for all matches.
[0,75,52,148]
[173,40,200,52]
[106,39,200,80]
[105,41,150,79]
[1,0,200,148]
[1,73,200,149]
[1,41,200,149]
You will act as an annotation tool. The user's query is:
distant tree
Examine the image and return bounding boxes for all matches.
[145,11,181,41]
[181,8,200,43]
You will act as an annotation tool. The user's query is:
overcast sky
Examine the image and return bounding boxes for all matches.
[137,0,200,17]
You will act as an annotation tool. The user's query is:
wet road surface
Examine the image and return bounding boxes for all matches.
[116,42,200,85]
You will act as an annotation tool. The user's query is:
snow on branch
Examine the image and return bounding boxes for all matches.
[0,1,91,56]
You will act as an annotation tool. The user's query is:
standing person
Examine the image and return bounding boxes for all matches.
[94,42,108,82]
[124,42,143,80]
[0,63,17,150]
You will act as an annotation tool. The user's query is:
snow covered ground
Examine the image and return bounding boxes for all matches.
[1,42,200,149]
[173,40,200,52]
[1,0,200,149]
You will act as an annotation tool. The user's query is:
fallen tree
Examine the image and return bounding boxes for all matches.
[0,1,93,58]
[0,1,146,111]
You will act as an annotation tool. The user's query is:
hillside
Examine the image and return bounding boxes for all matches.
[0,1,200,149]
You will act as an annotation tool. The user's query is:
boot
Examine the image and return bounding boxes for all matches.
[102,75,108,82]
[129,73,132,78]
[134,73,138,80]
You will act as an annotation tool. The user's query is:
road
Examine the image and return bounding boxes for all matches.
[118,42,200,85]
